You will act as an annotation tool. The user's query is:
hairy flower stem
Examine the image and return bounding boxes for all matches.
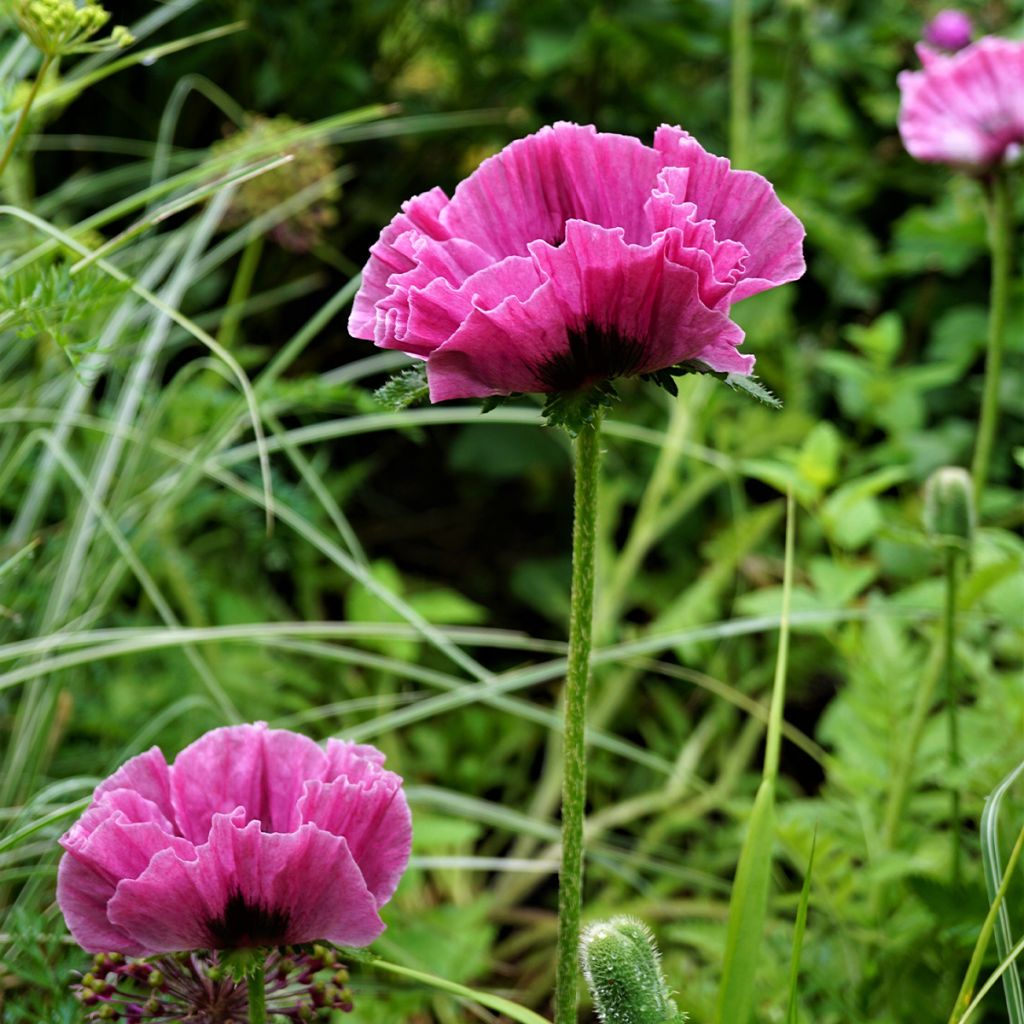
[248,962,267,1024]
[943,548,962,884]
[554,417,601,1024]
[971,171,1012,503]
[0,54,53,179]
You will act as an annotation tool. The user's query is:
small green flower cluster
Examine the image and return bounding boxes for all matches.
[11,0,132,58]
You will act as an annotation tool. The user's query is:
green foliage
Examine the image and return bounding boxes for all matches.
[1,1,1022,1023]
[375,362,430,411]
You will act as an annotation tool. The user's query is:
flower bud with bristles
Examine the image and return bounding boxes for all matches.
[924,466,975,549]
[580,917,687,1024]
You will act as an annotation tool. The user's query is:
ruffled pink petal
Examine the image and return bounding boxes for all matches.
[324,739,389,778]
[64,788,174,847]
[92,747,174,825]
[170,723,328,842]
[107,815,383,953]
[441,122,663,257]
[373,236,494,356]
[298,768,411,905]
[427,221,748,400]
[57,794,195,955]
[427,279,570,400]
[348,188,451,340]
[57,855,147,956]
[653,125,806,302]
[899,37,1024,167]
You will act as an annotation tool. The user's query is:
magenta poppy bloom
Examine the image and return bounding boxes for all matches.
[923,9,973,52]
[349,123,804,402]
[898,37,1024,169]
[57,723,411,955]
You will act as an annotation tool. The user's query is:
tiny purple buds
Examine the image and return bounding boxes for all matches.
[71,947,355,1022]
[923,9,973,52]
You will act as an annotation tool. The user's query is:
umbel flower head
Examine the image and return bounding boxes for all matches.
[212,115,340,252]
[72,947,354,1023]
[12,0,132,58]
[898,37,1024,169]
[350,122,804,410]
[57,723,411,955]
[923,9,973,52]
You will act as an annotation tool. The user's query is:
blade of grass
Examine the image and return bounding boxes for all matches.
[951,819,1024,1022]
[980,758,1024,1021]
[785,833,816,1024]
[345,951,551,1024]
[716,490,796,1024]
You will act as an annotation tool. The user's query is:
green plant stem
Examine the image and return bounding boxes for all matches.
[554,418,602,1024]
[0,54,53,180]
[971,171,1013,503]
[247,962,267,1024]
[944,548,962,884]
[218,233,264,349]
[730,0,752,166]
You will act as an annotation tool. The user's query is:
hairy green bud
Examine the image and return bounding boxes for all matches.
[924,466,975,548]
[580,917,688,1024]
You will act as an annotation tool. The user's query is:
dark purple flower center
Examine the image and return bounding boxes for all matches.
[207,891,290,948]
[538,322,647,391]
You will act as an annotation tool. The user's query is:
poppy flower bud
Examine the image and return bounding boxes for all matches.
[923,10,973,52]
[924,466,975,547]
[580,917,687,1024]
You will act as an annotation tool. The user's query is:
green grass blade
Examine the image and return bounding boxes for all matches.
[346,952,551,1024]
[716,491,796,1024]
[951,820,1024,1022]
[980,758,1024,1021]
[715,777,777,1024]
[785,833,816,1024]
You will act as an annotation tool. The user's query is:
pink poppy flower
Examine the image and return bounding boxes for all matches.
[923,9,973,52]
[898,37,1024,169]
[349,123,804,402]
[57,723,412,955]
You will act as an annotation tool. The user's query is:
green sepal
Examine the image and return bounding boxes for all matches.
[219,947,265,982]
[374,362,429,411]
[642,359,781,409]
[542,381,619,435]
[481,392,523,414]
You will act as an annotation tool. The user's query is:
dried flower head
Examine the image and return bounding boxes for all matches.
[212,115,340,252]
[57,723,411,955]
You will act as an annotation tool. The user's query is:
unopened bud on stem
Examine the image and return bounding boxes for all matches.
[580,917,687,1024]
[924,466,975,549]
